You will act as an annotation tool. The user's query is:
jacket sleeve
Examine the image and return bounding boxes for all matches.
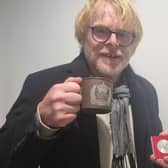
[0,75,61,168]
[143,79,163,168]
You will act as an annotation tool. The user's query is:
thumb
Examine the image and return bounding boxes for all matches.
[64,77,83,84]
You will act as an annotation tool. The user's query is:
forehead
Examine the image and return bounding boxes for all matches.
[89,1,123,29]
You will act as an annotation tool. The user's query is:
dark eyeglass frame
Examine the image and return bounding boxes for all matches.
[90,26,136,47]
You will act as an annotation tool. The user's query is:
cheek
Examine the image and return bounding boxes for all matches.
[84,40,102,58]
[126,45,135,56]
[121,47,134,59]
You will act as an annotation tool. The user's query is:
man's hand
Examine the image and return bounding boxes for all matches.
[37,77,82,128]
[150,129,168,168]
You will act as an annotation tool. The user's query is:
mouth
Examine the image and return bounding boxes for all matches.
[100,53,123,65]
[101,53,123,59]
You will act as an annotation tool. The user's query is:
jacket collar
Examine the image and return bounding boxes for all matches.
[67,52,148,166]
[67,52,91,77]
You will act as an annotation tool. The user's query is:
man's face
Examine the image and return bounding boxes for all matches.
[83,2,135,80]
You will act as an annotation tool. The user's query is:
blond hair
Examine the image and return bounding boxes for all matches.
[75,0,143,48]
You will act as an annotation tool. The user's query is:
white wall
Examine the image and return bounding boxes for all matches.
[0,0,168,128]
[131,1,168,129]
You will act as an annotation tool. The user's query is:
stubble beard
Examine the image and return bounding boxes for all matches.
[95,61,121,79]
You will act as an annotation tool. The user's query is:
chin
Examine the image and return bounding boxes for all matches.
[95,65,121,79]
[97,61,122,75]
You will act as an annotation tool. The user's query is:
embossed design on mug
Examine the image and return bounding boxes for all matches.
[81,77,113,114]
[90,82,112,106]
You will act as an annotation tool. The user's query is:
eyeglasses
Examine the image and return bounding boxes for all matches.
[90,26,135,47]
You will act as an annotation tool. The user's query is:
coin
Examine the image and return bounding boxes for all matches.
[157,139,168,154]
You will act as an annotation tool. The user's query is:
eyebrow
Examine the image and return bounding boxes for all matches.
[91,25,129,32]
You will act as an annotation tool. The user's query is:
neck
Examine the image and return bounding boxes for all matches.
[90,68,122,87]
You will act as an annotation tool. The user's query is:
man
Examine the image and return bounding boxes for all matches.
[0,0,168,167]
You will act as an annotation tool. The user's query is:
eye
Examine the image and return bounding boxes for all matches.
[117,31,133,38]
[116,31,134,44]
[92,26,111,42]
[94,26,109,34]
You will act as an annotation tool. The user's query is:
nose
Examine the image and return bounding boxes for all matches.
[105,33,119,46]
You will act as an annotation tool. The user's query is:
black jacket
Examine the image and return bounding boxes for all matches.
[0,53,162,168]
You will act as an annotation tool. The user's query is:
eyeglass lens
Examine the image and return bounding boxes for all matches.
[91,26,135,46]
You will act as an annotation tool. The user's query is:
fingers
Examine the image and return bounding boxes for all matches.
[160,129,168,136]
[56,113,77,127]
[65,76,83,84]
[152,159,168,168]
[150,154,168,168]
[51,101,80,113]
[63,77,82,93]
[44,76,82,102]
[48,84,82,105]
[37,76,83,128]
[47,111,78,128]
[64,92,82,105]
[164,157,168,164]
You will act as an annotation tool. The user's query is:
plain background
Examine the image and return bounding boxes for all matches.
[0,0,168,129]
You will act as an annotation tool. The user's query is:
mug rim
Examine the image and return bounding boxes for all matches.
[83,76,113,83]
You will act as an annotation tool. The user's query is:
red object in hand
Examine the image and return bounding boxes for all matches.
[151,136,168,159]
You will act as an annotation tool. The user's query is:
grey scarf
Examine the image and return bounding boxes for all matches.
[110,85,137,168]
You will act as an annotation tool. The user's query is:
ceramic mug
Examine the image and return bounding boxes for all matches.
[81,77,113,114]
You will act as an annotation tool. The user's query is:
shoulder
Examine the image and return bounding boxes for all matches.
[19,62,73,100]
[125,66,158,99]
[20,55,87,98]
[131,73,158,101]
[136,74,157,92]
[136,74,156,90]
[25,54,87,84]
[28,62,72,82]
[126,66,157,93]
